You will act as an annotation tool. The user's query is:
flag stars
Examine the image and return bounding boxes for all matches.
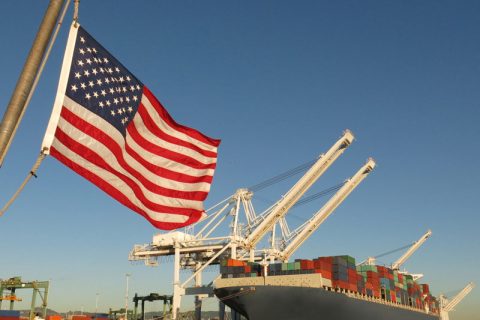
[127,106,133,113]
[75,72,81,79]
[132,95,138,101]
[87,47,92,53]
[122,86,127,93]
[77,60,84,67]
[109,88,115,94]
[119,76,124,82]
[88,81,94,88]
[83,70,90,77]
[136,85,141,90]
[106,100,111,106]
[107,68,113,74]
[103,57,109,63]
[71,84,78,92]
[110,110,116,116]
[118,108,123,115]
[92,47,97,53]
[115,67,120,73]
[93,92,99,98]
[100,67,105,73]
[80,36,86,43]
[93,57,98,63]
[126,76,131,81]
[121,117,128,125]
[92,68,98,75]
[125,96,130,102]
[101,90,107,96]
[99,101,104,108]
[85,93,91,100]
[79,48,85,55]
[105,78,110,84]
[96,79,102,86]
[86,58,92,65]
[80,83,87,89]
[114,98,119,105]
[130,85,135,91]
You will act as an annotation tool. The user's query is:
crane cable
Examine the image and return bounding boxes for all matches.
[0,0,71,217]
[248,159,316,192]
[373,242,414,260]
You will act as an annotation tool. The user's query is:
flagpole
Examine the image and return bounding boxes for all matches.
[0,0,65,167]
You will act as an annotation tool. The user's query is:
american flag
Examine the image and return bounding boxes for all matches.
[42,25,220,230]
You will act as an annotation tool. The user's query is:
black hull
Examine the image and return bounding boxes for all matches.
[215,285,439,320]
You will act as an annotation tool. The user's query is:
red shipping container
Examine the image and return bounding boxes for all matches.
[421,284,430,294]
[322,270,332,279]
[348,269,357,281]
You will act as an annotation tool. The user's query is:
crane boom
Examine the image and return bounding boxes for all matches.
[243,130,355,249]
[391,229,432,270]
[440,282,475,320]
[279,158,376,261]
[443,282,475,312]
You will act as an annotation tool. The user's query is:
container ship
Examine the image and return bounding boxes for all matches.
[214,256,440,320]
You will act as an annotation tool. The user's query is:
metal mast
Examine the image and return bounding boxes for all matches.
[0,0,65,167]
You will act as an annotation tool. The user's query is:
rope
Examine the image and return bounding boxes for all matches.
[73,0,80,27]
[0,0,69,217]
[0,1,70,217]
[0,149,48,216]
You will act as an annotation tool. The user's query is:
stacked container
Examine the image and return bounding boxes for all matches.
[0,310,20,320]
[220,259,261,278]
[356,265,381,298]
[218,257,438,314]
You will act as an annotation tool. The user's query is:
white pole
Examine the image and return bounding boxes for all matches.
[125,274,131,320]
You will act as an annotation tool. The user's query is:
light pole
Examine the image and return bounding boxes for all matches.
[95,293,100,314]
[125,274,131,320]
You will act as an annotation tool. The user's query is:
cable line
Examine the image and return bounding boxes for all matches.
[249,158,316,192]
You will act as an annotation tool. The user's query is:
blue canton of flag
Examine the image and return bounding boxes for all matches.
[67,27,143,136]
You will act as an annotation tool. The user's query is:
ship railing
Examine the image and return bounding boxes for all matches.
[341,289,430,315]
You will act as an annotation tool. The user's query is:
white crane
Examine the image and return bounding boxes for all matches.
[243,130,354,252]
[391,229,432,270]
[358,229,432,268]
[439,282,475,320]
[276,158,376,261]
[128,130,372,320]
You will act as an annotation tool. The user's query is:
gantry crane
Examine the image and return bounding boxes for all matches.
[0,277,49,320]
[128,130,375,320]
[439,282,475,320]
[274,158,376,262]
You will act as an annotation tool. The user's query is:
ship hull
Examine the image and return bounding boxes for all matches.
[215,285,439,320]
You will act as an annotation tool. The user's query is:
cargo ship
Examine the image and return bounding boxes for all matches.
[214,256,440,320]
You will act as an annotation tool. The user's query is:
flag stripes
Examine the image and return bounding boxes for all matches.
[50,91,218,229]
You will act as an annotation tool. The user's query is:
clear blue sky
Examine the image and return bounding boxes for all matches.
[0,1,478,319]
